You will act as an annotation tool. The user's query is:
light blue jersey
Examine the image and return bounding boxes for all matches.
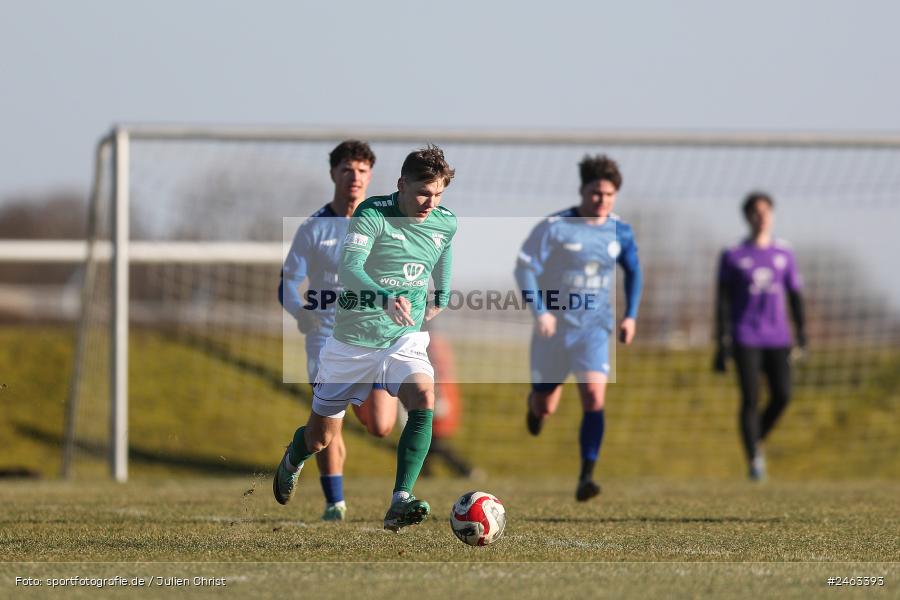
[515,207,642,386]
[280,203,360,383]
[280,203,347,334]
[515,208,642,332]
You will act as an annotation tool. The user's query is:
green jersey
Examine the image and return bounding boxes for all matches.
[333,192,457,348]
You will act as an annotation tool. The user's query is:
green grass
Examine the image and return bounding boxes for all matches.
[0,478,898,598]
[1,326,898,481]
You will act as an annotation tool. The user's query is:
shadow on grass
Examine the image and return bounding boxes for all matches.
[168,331,396,452]
[16,423,271,476]
[523,516,785,524]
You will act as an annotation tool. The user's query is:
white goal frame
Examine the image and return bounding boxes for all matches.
[59,125,900,482]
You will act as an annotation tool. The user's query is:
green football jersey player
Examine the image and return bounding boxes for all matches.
[273,145,457,533]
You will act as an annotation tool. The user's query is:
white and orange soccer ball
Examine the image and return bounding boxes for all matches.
[449,491,506,546]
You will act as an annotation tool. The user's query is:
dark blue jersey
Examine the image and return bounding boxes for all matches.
[514,207,642,332]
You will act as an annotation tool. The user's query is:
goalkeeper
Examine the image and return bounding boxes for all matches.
[714,191,806,481]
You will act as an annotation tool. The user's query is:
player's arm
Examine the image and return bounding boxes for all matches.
[280,225,315,333]
[713,250,732,372]
[427,243,453,321]
[339,207,413,325]
[616,224,643,344]
[514,219,555,336]
[785,250,807,356]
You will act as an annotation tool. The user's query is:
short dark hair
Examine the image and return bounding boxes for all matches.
[400,144,455,187]
[742,191,774,219]
[329,140,375,169]
[579,154,622,189]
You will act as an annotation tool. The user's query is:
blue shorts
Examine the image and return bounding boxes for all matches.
[306,333,385,390]
[530,327,610,392]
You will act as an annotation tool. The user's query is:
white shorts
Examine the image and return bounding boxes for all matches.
[311,332,434,418]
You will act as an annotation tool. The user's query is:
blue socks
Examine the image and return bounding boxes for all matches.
[319,474,344,504]
[579,410,605,481]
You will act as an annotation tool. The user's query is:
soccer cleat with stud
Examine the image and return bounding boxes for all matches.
[383,496,430,532]
[272,445,302,505]
[321,504,347,522]
[575,479,601,502]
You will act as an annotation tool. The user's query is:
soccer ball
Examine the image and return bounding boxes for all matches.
[449,491,506,546]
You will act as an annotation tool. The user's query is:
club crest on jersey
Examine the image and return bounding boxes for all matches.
[773,254,787,270]
[607,240,621,258]
[585,261,600,276]
[403,262,425,281]
[432,232,445,248]
[750,267,775,294]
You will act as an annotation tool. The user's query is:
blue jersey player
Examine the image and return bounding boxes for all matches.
[279,140,397,521]
[515,154,642,502]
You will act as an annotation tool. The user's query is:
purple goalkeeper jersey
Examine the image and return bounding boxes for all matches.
[718,239,802,348]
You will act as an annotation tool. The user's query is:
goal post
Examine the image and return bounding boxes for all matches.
[63,125,900,482]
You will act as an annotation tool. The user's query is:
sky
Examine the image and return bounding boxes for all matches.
[1,0,900,197]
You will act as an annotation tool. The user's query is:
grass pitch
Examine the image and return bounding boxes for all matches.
[1,477,898,598]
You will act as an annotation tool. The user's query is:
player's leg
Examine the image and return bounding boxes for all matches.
[760,347,791,440]
[352,385,397,438]
[526,331,567,435]
[273,336,374,506]
[316,429,347,521]
[528,384,563,435]
[273,410,343,505]
[733,344,765,480]
[382,332,435,532]
[569,328,611,501]
[574,371,608,501]
[306,334,349,520]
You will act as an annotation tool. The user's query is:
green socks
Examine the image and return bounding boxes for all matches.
[288,426,315,467]
[394,409,434,493]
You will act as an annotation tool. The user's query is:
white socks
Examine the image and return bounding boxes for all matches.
[391,490,411,504]
[283,452,302,474]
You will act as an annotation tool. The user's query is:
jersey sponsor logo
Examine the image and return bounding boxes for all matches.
[344,232,369,247]
[563,270,608,290]
[379,263,427,288]
[319,238,337,247]
[373,199,394,207]
[563,242,583,251]
[403,262,425,281]
[607,240,621,258]
[432,232,445,248]
[390,232,406,241]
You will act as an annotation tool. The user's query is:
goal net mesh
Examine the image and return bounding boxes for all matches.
[65,132,900,480]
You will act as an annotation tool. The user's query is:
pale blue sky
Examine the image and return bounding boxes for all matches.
[1,0,899,196]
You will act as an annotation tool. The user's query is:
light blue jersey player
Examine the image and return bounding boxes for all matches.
[278,140,395,521]
[515,154,642,502]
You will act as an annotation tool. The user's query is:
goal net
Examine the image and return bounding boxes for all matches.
[64,127,900,481]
